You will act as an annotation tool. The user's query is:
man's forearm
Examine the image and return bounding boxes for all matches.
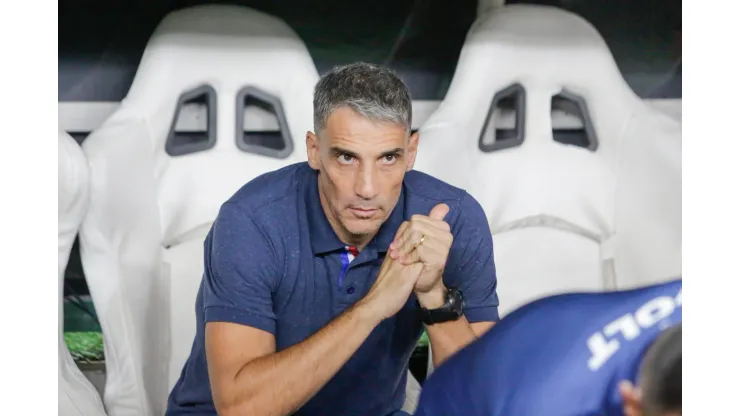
[222,303,380,416]
[417,286,478,368]
[425,315,478,367]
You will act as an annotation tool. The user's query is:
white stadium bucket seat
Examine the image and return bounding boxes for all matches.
[414,4,681,317]
[59,129,107,416]
[78,5,320,415]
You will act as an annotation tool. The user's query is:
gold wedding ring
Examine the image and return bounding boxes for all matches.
[415,234,425,248]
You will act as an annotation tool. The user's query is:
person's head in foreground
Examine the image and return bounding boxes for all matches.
[620,324,682,416]
[306,62,419,248]
[412,279,680,416]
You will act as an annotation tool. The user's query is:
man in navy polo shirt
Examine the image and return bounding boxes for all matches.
[166,62,500,416]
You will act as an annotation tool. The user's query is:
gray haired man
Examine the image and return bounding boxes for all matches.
[166,62,500,416]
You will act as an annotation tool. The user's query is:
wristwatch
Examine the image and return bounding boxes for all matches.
[419,287,464,325]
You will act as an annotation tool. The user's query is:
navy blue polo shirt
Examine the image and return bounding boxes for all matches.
[166,162,500,416]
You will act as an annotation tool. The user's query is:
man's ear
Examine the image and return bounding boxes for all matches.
[406,130,420,172]
[306,131,320,170]
[619,381,644,416]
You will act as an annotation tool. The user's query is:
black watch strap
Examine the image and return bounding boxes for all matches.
[419,287,464,325]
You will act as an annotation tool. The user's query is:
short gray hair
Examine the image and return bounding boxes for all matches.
[313,62,413,134]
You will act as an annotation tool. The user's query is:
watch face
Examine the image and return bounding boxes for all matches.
[450,288,463,313]
[423,288,463,324]
[418,288,465,324]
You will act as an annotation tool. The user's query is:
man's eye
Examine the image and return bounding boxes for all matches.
[381,155,398,164]
[337,154,354,164]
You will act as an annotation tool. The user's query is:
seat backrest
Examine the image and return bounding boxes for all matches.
[78,5,319,415]
[414,4,681,316]
[59,129,107,416]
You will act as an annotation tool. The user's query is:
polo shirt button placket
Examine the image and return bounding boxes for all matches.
[339,245,360,298]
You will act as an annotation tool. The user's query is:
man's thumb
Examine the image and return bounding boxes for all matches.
[429,203,450,221]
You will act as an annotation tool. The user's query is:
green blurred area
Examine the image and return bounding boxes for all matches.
[65,332,105,362]
[417,331,429,348]
[64,297,104,362]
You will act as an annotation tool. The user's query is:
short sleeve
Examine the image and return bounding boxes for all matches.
[444,192,500,323]
[202,202,279,334]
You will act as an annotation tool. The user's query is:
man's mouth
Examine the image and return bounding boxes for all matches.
[349,207,378,218]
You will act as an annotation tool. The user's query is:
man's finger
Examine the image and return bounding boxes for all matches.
[399,244,423,266]
[394,228,424,258]
[381,222,408,270]
[389,222,417,254]
[394,221,409,240]
[409,214,451,232]
[429,203,450,221]
[400,238,446,266]
[392,218,444,250]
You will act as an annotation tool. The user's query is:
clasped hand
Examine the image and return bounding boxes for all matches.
[388,203,452,294]
[359,203,453,320]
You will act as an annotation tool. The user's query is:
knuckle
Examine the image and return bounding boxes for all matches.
[394,222,409,239]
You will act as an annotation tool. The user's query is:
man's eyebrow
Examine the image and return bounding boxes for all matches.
[380,148,404,157]
[330,146,358,158]
[329,147,404,158]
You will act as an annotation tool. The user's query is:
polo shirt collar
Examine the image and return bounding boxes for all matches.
[306,171,406,255]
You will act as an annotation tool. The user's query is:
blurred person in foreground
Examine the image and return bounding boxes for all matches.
[415,279,682,416]
[166,62,500,416]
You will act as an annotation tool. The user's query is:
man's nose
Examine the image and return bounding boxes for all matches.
[355,164,380,200]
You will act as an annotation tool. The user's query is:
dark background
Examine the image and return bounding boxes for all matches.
[59,0,682,103]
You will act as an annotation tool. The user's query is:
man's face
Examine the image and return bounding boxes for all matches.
[306,107,419,245]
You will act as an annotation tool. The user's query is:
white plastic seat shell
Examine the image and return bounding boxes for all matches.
[59,129,108,416]
[414,4,681,319]
[78,5,320,415]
